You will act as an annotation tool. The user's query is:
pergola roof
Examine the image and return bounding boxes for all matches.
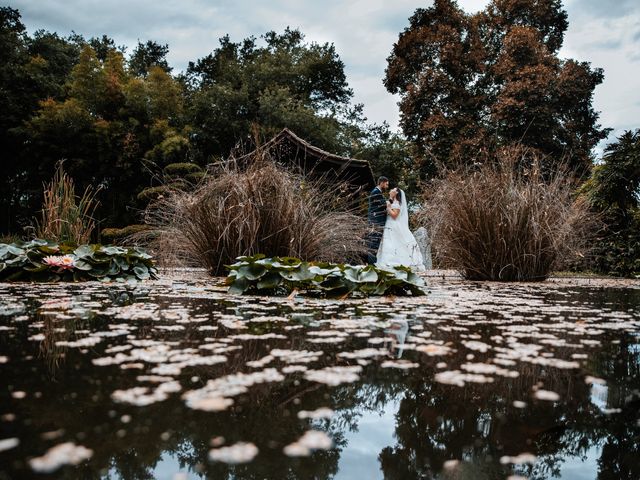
[236,128,375,191]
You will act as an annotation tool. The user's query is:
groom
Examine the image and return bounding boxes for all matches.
[366,176,389,264]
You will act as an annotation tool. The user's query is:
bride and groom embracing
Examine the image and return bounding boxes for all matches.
[367,176,425,271]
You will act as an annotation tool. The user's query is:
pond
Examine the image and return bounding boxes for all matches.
[1,274,639,479]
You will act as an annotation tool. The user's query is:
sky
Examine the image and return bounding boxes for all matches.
[9,0,640,152]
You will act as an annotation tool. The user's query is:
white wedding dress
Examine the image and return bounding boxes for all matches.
[376,190,426,271]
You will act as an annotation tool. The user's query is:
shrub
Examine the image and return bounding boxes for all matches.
[163,162,202,176]
[184,171,208,184]
[227,255,426,296]
[35,162,100,244]
[420,147,594,281]
[143,156,368,274]
[137,185,173,203]
[579,130,640,277]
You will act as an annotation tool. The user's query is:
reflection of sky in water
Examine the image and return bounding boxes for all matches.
[141,452,195,480]
[336,397,400,480]
[556,445,601,480]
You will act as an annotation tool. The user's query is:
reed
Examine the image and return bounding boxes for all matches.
[420,147,594,281]
[35,162,99,244]
[141,153,368,275]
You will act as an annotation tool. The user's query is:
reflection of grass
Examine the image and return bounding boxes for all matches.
[39,313,71,374]
[36,304,94,375]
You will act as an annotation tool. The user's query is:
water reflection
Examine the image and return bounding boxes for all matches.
[0,280,639,479]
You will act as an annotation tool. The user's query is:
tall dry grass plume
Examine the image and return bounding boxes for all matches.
[35,162,100,244]
[141,151,368,275]
[420,147,595,281]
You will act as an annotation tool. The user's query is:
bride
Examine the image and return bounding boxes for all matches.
[376,188,425,271]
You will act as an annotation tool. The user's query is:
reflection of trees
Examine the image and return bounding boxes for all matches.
[595,337,640,480]
[377,337,640,480]
[3,288,640,480]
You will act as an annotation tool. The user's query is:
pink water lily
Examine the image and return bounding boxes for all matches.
[42,255,76,271]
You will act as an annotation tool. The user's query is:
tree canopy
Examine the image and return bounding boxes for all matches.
[0,10,401,234]
[385,0,610,178]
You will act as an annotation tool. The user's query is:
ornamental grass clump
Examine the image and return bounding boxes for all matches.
[421,147,594,281]
[35,162,100,245]
[143,154,368,275]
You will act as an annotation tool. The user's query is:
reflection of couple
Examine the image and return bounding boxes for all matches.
[385,319,409,358]
[367,176,425,270]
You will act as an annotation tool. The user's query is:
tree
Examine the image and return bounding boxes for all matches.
[19,43,190,229]
[580,130,640,276]
[183,28,358,161]
[0,11,400,235]
[88,34,125,61]
[129,40,171,77]
[352,123,416,193]
[385,0,610,179]
[0,8,81,233]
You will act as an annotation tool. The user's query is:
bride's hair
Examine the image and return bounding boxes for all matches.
[395,189,402,205]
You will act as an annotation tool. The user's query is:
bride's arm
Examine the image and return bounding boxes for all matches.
[386,203,400,219]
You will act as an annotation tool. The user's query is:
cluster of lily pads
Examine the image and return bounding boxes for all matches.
[226,255,426,296]
[0,239,157,282]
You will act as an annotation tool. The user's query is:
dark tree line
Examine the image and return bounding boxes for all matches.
[0,7,405,234]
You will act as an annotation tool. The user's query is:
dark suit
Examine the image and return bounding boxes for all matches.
[366,186,387,263]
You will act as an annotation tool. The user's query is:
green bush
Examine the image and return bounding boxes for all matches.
[226,254,426,297]
[580,130,640,277]
[137,185,173,202]
[0,239,157,282]
[163,162,202,176]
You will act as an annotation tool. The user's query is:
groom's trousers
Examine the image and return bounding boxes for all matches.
[366,226,383,264]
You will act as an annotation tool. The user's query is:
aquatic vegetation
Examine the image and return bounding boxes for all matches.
[0,240,157,282]
[226,255,426,296]
[0,438,19,453]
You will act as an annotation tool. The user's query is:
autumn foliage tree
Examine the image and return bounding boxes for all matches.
[385,0,610,178]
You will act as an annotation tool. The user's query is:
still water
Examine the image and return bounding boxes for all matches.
[0,276,639,479]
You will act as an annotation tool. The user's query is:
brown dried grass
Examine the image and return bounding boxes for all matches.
[420,147,595,281]
[140,154,368,274]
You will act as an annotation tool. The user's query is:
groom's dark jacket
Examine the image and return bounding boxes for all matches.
[368,187,387,227]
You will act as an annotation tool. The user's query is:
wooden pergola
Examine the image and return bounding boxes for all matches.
[235,128,376,192]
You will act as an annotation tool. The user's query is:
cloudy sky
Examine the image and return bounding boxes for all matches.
[10,0,640,151]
